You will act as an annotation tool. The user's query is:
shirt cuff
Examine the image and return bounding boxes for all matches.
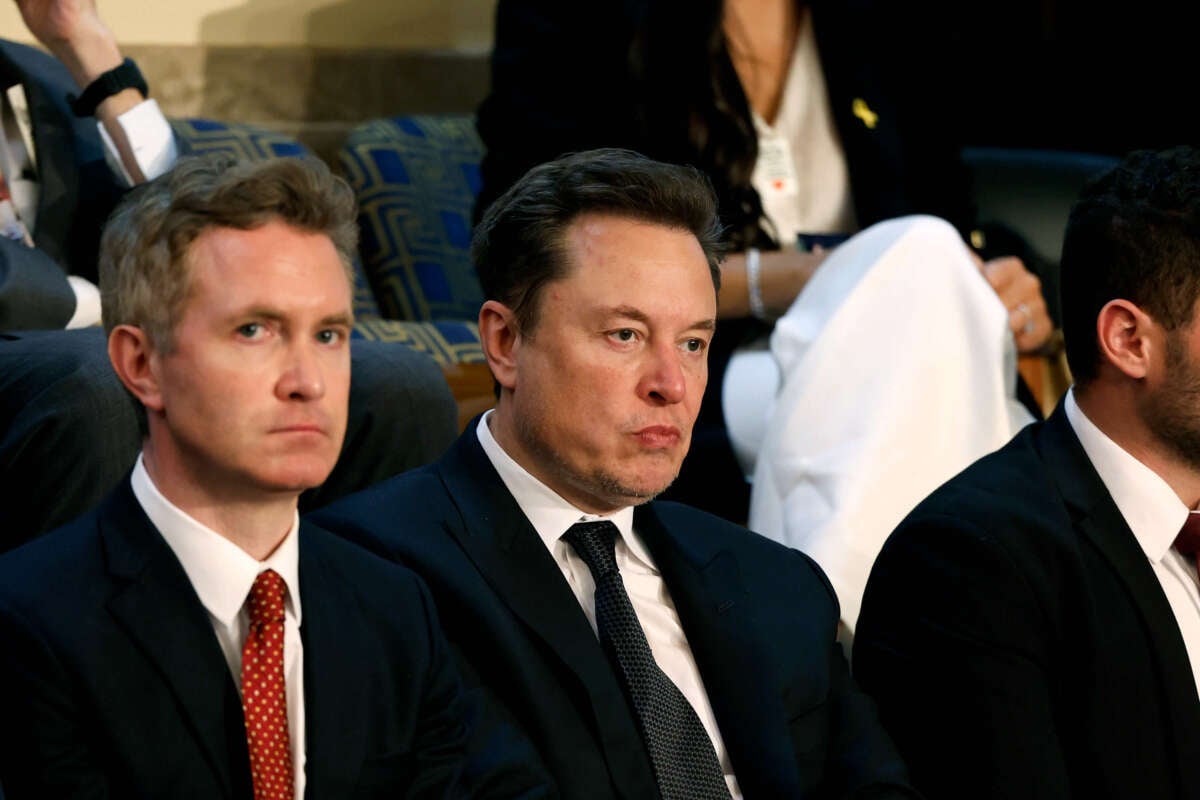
[65,275,102,329]
[97,98,179,185]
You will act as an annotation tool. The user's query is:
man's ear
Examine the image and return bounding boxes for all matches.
[108,324,165,412]
[478,300,521,391]
[1096,299,1158,380]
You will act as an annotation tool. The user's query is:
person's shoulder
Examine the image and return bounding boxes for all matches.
[0,508,105,618]
[901,419,1062,535]
[300,519,430,596]
[648,499,812,558]
[311,461,445,525]
[644,499,834,587]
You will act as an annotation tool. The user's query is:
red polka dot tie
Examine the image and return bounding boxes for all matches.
[241,569,294,800]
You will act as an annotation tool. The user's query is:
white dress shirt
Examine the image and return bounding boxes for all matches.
[476,412,743,798]
[1065,389,1200,692]
[131,454,307,798]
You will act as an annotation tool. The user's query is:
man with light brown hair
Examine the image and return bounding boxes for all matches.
[0,153,550,799]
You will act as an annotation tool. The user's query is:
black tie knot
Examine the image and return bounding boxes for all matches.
[563,520,620,579]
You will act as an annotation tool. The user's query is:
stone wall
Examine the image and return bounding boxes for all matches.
[128,44,489,165]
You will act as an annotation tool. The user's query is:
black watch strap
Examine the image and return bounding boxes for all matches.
[69,58,148,117]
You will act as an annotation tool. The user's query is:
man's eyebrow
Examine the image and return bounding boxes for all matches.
[319,312,354,327]
[606,305,716,332]
[227,309,354,327]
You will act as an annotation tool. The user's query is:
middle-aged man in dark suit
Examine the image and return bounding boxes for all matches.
[853,145,1200,800]
[0,153,550,799]
[311,147,918,799]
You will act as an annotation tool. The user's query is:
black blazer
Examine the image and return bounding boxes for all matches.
[0,39,128,330]
[0,479,550,799]
[310,425,918,799]
[853,404,1200,799]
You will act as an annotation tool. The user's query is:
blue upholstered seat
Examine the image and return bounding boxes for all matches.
[169,117,488,367]
[336,115,486,364]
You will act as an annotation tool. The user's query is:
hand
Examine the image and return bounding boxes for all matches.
[13,0,122,87]
[979,255,1054,354]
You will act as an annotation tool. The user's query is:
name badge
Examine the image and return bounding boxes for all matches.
[756,130,798,196]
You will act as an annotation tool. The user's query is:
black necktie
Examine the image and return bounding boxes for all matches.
[563,520,731,800]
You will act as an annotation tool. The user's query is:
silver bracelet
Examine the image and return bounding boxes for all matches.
[746,247,767,321]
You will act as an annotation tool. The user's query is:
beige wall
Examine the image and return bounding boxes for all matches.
[0,0,496,50]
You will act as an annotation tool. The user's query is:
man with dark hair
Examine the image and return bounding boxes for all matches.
[0,153,548,799]
[311,147,917,799]
[853,145,1200,799]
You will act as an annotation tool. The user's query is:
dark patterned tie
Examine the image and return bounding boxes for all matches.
[563,520,732,800]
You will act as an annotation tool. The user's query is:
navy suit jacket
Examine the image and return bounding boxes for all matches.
[310,425,917,799]
[0,39,127,330]
[854,404,1200,799]
[0,478,550,799]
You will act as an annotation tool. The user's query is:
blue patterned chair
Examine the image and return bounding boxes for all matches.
[336,114,486,366]
[169,117,488,377]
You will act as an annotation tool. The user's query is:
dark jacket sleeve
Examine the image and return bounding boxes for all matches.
[0,238,76,330]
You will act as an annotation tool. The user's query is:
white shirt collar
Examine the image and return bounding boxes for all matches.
[130,453,302,626]
[1064,388,1189,562]
[474,411,651,566]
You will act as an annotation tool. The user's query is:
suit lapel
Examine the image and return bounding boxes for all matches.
[1039,406,1200,795]
[99,481,243,799]
[298,526,369,797]
[636,503,803,797]
[437,431,622,692]
[436,429,657,797]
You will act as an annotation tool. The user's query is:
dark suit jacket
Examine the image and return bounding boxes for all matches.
[310,426,918,800]
[0,478,550,799]
[853,404,1200,799]
[0,39,127,330]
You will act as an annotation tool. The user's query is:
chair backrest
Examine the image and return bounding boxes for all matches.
[962,146,1119,266]
[337,114,485,323]
[169,118,383,320]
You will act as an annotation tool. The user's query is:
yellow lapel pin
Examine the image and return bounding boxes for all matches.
[852,98,878,130]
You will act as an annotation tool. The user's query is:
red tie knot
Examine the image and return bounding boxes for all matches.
[1175,512,1200,558]
[246,569,288,627]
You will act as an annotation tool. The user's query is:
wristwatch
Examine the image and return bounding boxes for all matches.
[69,58,148,117]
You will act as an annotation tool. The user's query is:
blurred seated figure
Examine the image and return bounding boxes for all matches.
[854,145,1200,800]
[477,0,1048,626]
[0,1,457,552]
[1,0,176,331]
